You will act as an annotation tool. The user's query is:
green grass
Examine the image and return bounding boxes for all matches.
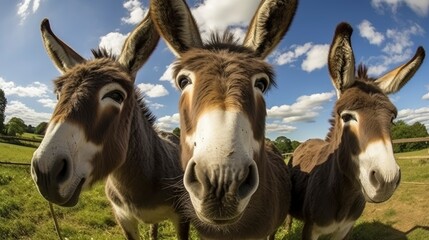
[21,133,44,140]
[0,142,428,239]
[0,142,36,164]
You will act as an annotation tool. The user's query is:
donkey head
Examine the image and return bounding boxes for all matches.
[151,0,297,225]
[328,22,425,203]
[30,16,159,207]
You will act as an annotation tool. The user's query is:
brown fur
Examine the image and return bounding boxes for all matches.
[174,43,291,239]
[30,17,189,240]
[150,0,298,238]
[288,22,424,240]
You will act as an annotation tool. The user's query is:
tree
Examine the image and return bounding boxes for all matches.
[173,127,180,137]
[391,120,429,153]
[27,125,35,134]
[6,117,26,136]
[35,122,48,135]
[0,89,6,134]
[274,136,293,154]
[291,140,301,151]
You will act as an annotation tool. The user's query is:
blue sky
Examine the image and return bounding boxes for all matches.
[0,0,428,142]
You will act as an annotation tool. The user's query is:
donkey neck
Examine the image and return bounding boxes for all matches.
[110,94,181,191]
[325,118,363,195]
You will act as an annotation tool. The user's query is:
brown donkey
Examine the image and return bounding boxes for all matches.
[150,0,297,239]
[30,16,189,239]
[288,22,425,240]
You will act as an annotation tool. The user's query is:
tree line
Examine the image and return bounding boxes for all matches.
[1,88,427,153]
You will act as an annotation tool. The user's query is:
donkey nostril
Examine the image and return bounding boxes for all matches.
[55,158,69,183]
[369,170,380,188]
[184,161,204,199]
[238,163,259,199]
[396,169,401,186]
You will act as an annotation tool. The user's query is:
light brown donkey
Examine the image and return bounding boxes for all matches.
[150,0,298,239]
[288,22,425,240]
[30,16,189,240]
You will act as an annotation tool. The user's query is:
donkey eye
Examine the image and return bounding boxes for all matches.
[254,77,269,93]
[341,113,356,123]
[103,90,125,104]
[178,75,192,90]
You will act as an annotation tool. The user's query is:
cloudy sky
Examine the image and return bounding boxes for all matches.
[0,0,428,141]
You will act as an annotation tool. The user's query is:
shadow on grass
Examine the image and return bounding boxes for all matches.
[352,221,407,240]
[279,219,429,240]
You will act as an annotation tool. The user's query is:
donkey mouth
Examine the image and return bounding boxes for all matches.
[57,178,85,207]
[195,210,244,226]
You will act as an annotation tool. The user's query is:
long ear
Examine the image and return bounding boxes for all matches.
[328,22,355,97]
[150,0,203,57]
[40,18,85,74]
[243,0,298,59]
[118,12,160,81]
[374,46,425,94]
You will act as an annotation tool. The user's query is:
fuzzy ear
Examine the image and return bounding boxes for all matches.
[118,12,160,81]
[328,22,355,97]
[40,18,85,74]
[374,46,425,95]
[243,0,298,59]
[150,0,203,57]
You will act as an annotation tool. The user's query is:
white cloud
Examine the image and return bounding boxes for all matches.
[17,0,41,24]
[371,0,429,16]
[149,103,165,110]
[98,32,129,57]
[37,98,57,109]
[363,23,424,76]
[423,92,429,100]
[266,122,297,134]
[382,23,424,55]
[267,91,335,123]
[191,0,260,40]
[5,101,52,126]
[137,83,169,98]
[143,99,165,110]
[0,77,49,98]
[156,113,180,132]
[159,64,177,89]
[358,20,385,45]
[121,0,148,25]
[272,43,329,72]
[397,107,429,130]
[301,44,330,72]
[273,43,313,65]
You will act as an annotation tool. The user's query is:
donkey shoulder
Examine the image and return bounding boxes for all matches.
[291,139,329,173]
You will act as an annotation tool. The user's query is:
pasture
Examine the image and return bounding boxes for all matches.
[0,143,428,239]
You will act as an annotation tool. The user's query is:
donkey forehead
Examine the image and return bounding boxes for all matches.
[54,59,133,92]
[173,49,274,79]
[336,81,397,114]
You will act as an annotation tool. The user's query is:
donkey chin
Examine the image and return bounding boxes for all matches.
[32,171,86,207]
[359,168,401,203]
[191,192,249,226]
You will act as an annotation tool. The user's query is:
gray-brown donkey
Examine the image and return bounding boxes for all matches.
[30,15,189,240]
[288,22,425,240]
[150,0,298,239]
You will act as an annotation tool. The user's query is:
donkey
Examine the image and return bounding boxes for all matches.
[288,22,425,240]
[150,0,298,239]
[30,16,189,240]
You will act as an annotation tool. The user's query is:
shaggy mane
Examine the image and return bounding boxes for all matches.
[91,47,118,60]
[203,31,254,55]
[135,88,157,126]
[357,63,376,82]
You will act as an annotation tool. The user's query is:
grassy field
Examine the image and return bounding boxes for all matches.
[0,143,428,239]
